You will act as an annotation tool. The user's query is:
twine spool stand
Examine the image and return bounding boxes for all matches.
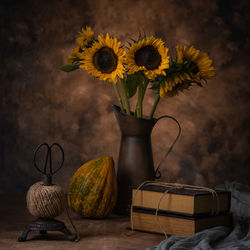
[18,143,76,242]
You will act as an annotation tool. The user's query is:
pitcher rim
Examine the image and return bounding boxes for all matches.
[112,104,158,122]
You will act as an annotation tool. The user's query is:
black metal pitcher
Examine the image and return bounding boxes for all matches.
[112,104,181,215]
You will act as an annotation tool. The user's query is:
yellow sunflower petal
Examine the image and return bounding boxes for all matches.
[82,33,125,84]
[175,45,215,81]
[76,26,94,48]
[126,36,169,79]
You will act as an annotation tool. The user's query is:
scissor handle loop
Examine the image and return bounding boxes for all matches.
[33,142,64,175]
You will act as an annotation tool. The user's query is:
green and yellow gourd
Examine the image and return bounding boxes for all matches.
[67,156,117,218]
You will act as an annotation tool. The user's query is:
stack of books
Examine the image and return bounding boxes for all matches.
[131,184,232,237]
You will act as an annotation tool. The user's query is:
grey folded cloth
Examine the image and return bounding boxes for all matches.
[146,181,250,250]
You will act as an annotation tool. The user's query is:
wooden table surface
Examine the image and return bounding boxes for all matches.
[0,195,165,250]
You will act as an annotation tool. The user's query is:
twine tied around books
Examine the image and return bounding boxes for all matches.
[130,181,220,238]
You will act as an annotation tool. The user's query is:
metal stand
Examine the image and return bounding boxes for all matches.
[18,217,77,241]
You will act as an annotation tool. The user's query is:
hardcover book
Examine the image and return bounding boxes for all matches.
[132,185,231,216]
[131,207,232,237]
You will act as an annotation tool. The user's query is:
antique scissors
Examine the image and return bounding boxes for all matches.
[33,143,64,185]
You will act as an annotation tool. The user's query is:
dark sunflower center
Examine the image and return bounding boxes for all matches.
[93,46,118,74]
[189,61,199,75]
[134,45,162,70]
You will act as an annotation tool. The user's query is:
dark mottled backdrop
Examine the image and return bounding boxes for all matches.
[1,0,249,193]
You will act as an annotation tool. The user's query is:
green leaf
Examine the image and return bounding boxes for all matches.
[126,73,144,98]
[61,64,80,72]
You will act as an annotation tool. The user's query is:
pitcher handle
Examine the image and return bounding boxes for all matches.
[154,115,181,179]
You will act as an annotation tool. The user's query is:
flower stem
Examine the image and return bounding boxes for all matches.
[142,78,149,97]
[112,83,124,112]
[148,94,160,119]
[120,78,131,115]
[136,84,144,118]
[136,78,149,118]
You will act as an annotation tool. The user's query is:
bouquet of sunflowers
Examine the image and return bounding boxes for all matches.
[62,26,215,119]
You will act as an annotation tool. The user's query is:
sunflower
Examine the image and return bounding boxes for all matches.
[81,33,126,83]
[68,45,84,64]
[159,45,215,98]
[175,45,215,82]
[160,81,191,98]
[76,26,94,48]
[159,72,193,97]
[67,26,94,64]
[126,36,169,79]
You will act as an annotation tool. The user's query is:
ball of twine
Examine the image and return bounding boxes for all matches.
[26,181,65,218]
